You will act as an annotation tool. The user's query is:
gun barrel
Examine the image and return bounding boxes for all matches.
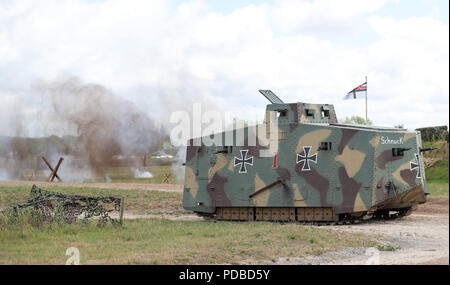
[420,147,437,153]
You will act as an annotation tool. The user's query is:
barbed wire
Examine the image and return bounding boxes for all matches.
[1,185,124,227]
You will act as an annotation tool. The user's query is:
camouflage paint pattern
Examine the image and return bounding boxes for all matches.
[183,99,428,218]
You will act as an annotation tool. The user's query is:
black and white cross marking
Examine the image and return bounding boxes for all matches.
[234,149,254,173]
[296,146,318,171]
[409,153,421,178]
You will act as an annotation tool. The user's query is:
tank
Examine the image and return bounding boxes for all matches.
[182,90,429,222]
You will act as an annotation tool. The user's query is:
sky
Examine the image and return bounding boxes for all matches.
[0,0,448,137]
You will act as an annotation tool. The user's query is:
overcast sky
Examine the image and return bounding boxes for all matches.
[0,0,448,137]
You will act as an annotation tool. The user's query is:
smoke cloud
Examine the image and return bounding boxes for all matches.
[0,75,226,182]
[0,77,167,181]
[42,77,165,178]
[39,78,162,177]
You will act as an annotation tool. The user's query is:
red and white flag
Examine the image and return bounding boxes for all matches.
[344,81,367,100]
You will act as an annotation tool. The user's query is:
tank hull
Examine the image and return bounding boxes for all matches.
[182,102,428,222]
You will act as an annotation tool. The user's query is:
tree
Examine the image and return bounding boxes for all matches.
[339,116,373,126]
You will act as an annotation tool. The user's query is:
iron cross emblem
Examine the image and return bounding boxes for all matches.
[234,149,254,173]
[409,153,421,178]
[296,146,318,171]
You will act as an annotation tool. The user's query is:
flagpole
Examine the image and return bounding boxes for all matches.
[365,75,368,122]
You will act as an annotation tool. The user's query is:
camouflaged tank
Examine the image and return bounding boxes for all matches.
[183,90,429,222]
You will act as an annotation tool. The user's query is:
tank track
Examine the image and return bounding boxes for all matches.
[195,206,415,225]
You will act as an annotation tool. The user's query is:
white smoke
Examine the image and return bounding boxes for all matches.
[133,168,154,179]
[0,169,11,181]
[42,153,96,182]
[171,147,186,183]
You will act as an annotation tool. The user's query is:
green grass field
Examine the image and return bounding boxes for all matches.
[426,159,449,196]
[428,183,449,196]
[0,184,378,264]
[0,218,375,265]
[426,159,449,183]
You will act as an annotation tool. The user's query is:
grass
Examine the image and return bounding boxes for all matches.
[422,140,449,160]
[0,218,375,265]
[0,184,377,265]
[374,244,397,251]
[0,185,185,215]
[428,183,449,197]
[426,159,449,183]
[103,165,181,184]
[421,140,449,196]
[426,159,449,196]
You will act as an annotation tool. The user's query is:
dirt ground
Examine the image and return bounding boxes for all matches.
[271,197,449,265]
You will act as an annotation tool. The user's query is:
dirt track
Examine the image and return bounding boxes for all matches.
[272,197,449,265]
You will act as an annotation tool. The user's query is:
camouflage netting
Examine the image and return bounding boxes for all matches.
[1,185,124,227]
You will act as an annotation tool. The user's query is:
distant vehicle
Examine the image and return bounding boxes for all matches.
[183,90,429,222]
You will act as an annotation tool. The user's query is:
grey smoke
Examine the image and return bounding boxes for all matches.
[0,75,228,182]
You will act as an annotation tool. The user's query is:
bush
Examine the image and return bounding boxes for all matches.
[416,126,449,142]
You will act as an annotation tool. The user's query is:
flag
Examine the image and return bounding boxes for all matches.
[344,81,367,99]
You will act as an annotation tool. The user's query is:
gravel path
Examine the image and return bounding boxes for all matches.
[271,197,449,265]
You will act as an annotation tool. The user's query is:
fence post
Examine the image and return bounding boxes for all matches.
[119,196,125,226]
